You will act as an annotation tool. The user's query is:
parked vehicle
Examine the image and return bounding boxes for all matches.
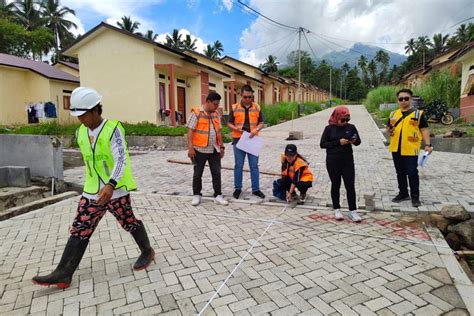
[420,99,454,125]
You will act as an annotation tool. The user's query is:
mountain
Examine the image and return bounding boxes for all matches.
[319,43,406,69]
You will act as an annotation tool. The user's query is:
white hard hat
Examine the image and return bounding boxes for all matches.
[70,87,102,117]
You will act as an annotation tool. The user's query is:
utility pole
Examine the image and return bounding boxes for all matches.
[297,27,302,117]
[329,66,332,106]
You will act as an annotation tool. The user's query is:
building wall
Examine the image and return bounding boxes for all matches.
[54,64,79,78]
[49,80,79,124]
[77,29,156,124]
[459,51,474,122]
[0,67,29,125]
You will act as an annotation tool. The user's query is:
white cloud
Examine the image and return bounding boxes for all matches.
[222,0,233,11]
[237,0,473,65]
[155,28,208,54]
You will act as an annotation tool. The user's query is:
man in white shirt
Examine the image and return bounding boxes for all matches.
[33,87,155,289]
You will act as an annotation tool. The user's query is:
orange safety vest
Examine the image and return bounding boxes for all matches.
[191,107,221,147]
[231,102,261,138]
[281,154,313,182]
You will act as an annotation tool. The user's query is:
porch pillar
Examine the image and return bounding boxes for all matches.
[272,83,275,104]
[201,71,209,105]
[230,81,235,106]
[169,64,176,126]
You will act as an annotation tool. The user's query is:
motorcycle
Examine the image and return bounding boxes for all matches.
[420,99,454,125]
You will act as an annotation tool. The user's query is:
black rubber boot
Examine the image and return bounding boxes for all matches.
[131,222,155,271]
[32,236,89,289]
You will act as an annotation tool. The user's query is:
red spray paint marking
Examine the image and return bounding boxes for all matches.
[307,214,430,241]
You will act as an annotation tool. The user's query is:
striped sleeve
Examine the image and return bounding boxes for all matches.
[109,126,127,185]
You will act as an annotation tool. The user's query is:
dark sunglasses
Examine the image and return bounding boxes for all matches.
[242,96,253,99]
[398,97,410,102]
[340,118,350,123]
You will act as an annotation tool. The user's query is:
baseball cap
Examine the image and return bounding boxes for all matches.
[285,144,297,156]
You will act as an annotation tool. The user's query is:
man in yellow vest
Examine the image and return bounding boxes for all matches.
[387,88,433,207]
[187,92,228,206]
[227,85,265,199]
[32,87,155,289]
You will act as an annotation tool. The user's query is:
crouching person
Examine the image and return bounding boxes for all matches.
[32,87,155,289]
[274,144,313,204]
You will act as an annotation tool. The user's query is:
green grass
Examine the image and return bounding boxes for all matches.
[0,121,188,136]
[364,86,398,113]
[261,101,326,126]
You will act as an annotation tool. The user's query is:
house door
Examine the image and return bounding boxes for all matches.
[177,86,186,124]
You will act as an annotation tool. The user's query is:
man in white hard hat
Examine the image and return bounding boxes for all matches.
[32,87,155,289]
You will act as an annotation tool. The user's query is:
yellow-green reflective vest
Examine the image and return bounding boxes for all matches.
[77,120,137,194]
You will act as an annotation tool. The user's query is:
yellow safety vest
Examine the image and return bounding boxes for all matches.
[77,120,137,194]
[388,109,424,156]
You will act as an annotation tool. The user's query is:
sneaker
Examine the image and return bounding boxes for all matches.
[334,209,344,221]
[214,195,229,206]
[391,194,410,203]
[252,190,266,199]
[191,195,201,206]
[411,198,421,207]
[349,210,362,223]
[233,189,242,199]
[297,193,306,205]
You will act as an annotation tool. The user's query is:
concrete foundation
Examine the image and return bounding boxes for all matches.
[0,135,63,180]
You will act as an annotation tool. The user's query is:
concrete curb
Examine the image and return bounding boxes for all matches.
[425,226,474,315]
[363,105,388,144]
[0,191,78,221]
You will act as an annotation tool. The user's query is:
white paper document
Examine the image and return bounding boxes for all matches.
[236,131,264,157]
[418,150,430,167]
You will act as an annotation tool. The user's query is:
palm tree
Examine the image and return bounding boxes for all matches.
[41,0,77,57]
[203,40,224,59]
[203,44,214,58]
[117,16,141,34]
[416,36,432,69]
[404,38,416,55]
[212,40,223,58]
[368,59,377,87]
[144,30,157,41]
[432,33,449,55]
[375,50,390,84]
[9,0,44,30]
[260,55,279,73]
[358,55,369,86]
[165,29,184,50]
[182,34,197,50]
[455,24,470,44]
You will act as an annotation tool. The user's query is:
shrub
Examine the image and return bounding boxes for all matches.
[364,86,398,112]
[413,70,461,109]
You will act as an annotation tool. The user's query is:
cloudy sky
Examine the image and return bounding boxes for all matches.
[59,0,473,66]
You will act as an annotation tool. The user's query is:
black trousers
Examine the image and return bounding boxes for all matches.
[326,154,357,210]
[280,177,312,195]
[193,149,222,197]
[392,152,419,199]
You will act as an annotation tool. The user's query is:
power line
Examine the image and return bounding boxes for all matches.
[225,30,298,56]
[235,0,298,31]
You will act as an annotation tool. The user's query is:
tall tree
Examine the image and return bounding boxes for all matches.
[41,0,77,57]
[117,16,141,34]
[211,40,223,58]
[182,34,197,50]
[375,49,390,84]
[368,59,377,88]
[416,35,432,69]
[203,40,224,59]
[260,54,279,73]
[454,24,470,44]
[144,30,157,41]
[358,55,369,86]
[405,38,416,55]
[0,0,15,18]
[9,0,44,30]
[431,33,449,55]
[165,29,184,50]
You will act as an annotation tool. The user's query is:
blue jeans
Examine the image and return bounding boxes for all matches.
[233,145,260,192]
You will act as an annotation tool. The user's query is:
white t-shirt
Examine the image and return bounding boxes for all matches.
[80,119,129,200]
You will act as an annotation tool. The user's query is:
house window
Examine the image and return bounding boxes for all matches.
[159,74,165,79]
[63,95,71,110]
[177,79,185,84]
[224,91,228,111]
[209,82,216,87]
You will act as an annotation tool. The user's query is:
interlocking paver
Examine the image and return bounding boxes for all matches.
[1,105,472,315]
